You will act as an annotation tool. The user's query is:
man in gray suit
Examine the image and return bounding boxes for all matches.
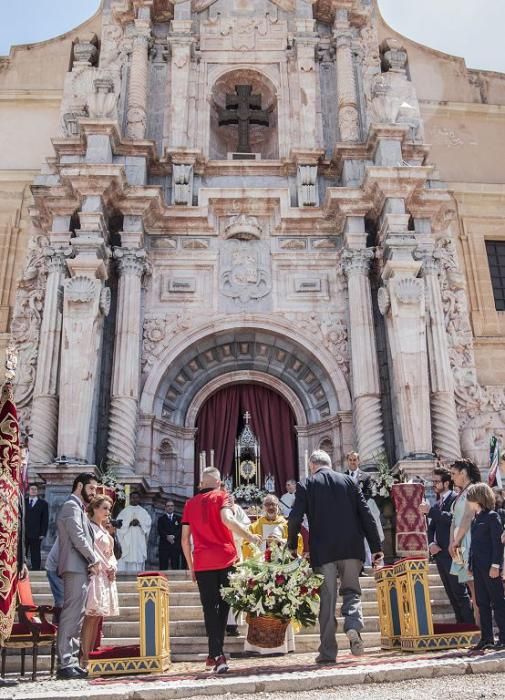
[56,473,99,680]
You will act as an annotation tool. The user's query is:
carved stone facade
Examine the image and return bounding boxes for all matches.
[1,0,505,507]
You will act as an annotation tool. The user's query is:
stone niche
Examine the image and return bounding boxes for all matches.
[209,68,279,159]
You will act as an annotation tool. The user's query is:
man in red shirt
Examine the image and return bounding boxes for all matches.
[181,468,261,673]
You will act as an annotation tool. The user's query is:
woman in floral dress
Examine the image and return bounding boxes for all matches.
[80,496,119,664]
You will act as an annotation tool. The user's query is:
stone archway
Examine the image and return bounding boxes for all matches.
[138,320,352,497]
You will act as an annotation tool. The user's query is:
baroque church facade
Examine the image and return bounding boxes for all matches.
[1,0,505,514]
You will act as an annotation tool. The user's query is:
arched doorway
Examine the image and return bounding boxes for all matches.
[195,383,298,494]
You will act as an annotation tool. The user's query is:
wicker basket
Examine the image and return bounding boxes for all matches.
[246,614,289,648]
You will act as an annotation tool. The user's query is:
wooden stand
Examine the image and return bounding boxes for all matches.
[375,558,479,652]
[88,573,170,676]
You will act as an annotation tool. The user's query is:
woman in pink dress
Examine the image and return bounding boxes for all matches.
[80,496,120,664]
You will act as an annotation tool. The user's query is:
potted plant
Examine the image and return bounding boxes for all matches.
[221,542,324,648]
[96,461,126,509]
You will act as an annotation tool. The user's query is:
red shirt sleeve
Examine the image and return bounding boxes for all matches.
[181,499,191,525]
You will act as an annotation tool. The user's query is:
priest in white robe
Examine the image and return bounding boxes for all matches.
[116,492,152,573]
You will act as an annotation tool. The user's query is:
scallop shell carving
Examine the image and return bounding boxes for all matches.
[395,278,424,305]
[65,275,96,304]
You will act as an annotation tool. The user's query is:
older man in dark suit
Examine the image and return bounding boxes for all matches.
[420,466,474,624]
[288,450,383,664]
[157,500,182,570]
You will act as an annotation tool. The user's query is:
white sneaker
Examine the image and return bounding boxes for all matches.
[346,629,364,656]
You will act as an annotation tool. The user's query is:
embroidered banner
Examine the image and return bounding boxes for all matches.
[0,382,21,643]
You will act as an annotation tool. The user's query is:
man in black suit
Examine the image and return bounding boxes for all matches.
[157,500,182,570]
[288,450,383,663]
[344,451,372,500]
[420,466,474,624]
[25,483,49,570]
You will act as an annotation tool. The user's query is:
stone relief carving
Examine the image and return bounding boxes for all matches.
[297,165,319,207]
[394,277,424,305]
[283,311,350,380]
[10,234,49,409]
[87,78,117,120]
[142,313,192,369]
[224,214,262,240]
[436,236,505,464]
[219,240,271,303]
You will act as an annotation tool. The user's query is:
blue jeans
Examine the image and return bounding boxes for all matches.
[46,569,64,607]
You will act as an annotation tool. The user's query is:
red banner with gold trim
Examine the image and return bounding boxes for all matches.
[0,382,21,644]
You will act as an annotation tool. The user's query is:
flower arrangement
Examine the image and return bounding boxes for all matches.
[221,542,324,627]
[369,453,405,504]
[232,483,267,504]
[97,461,126,504]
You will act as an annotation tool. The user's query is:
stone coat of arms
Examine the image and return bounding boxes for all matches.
[219,240,272,304]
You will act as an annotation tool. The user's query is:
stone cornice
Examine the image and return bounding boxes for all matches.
[51,120,158,162]
[0,89,62,104]
[363,165,433,218]
[314,0,369,28]
[420,100,505,119]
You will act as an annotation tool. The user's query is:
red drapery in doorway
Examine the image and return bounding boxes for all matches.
[195,384,298,495]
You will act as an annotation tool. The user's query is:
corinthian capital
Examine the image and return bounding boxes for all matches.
[114,247,149,277]
[342,248,374,277]
[44,246,72,275]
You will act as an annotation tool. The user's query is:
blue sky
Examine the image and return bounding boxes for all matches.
[0,1,503,74]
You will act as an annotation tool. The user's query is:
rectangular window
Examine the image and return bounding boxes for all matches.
[486,240,505,311]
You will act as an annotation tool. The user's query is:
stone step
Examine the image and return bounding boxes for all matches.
[28,585,453,609]
[28,573,447,594]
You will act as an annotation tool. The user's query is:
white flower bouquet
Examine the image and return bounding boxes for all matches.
[232,484,267,504]
[221,541,324,628]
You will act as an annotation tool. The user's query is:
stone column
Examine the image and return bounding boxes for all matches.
[30,248,69,464]
[127,17,151,140]
[334,8,360,142]
[106,248,148,474]
[422,254,460,460]
[343,248,385,464]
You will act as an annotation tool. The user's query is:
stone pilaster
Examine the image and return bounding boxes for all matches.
[343,248,385,464]
[106,248,148,475]
[379,215,432,459]
[127,18,151,140]
[334,9,360,143]
[58,200,110,463]
[422,253,460,460]
[29,248,69,464]
[168,20,194,148]
[294,19,319,149]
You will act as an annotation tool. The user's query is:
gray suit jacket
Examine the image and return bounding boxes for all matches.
[57,495,98,575]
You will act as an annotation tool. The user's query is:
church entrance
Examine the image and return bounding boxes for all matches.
[195,383,297,495]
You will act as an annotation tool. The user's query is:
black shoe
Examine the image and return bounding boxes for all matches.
[0,678,19,687]
[494,641,505,651]
[226,625,240,637]
[315,655,336,665]
[74,667,88,677]
[470,639,495,652]
[56,667,85,680]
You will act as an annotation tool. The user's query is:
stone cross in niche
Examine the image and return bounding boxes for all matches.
[218,85,270,153]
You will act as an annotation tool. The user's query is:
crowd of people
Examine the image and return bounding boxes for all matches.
[17,450,505,679]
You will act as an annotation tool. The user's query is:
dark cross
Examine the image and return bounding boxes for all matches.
[218,85,270,153]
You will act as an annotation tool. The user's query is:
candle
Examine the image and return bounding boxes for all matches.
[304,449,309,479]
[210,449,214,468]
[125,484,130,506]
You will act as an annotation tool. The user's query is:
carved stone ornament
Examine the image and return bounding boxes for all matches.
[394,277,424,305]
[62,105,88,137]
[142,313,191,369]
[87,77,117,120]
[224,214,262,241]
[380,38,408,73]
[377,286,390,316]
[73,35,99,67]
[10,234,49,409]
[219,241,271,303]
[99,287,112,316]
[65,276,96,304]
